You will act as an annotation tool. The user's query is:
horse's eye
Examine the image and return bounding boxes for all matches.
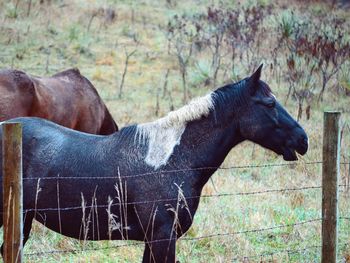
[260,98,275,108]
[266,101,275,108]
[253,97,276,108]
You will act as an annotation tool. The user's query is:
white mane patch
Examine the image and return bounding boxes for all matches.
[136,93,214,169]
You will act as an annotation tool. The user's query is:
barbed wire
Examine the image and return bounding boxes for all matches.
[182,218,322,241]
[5,160,347,213]
[0,156,346,259]
[340,217,350,221]
[19,161,326,181]
[24,218,321,257]
[21,185,321,213]
[15,160,349,182]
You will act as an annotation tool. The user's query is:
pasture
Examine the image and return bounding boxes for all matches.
[0,0,349,262]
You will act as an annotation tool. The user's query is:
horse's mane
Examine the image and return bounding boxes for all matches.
[211,78,249,117]
[136,78,260,135]
[130,79,258,169]
[132,94,214,168]
[154,94,215,128]
[137,78,258,130]
[121,78,273,138]
[212,78,273,123]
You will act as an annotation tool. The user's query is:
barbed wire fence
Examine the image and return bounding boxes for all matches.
[3,159,347,261]
[24,218,323,257]
[0,82,347,261]
[0,119,349,261]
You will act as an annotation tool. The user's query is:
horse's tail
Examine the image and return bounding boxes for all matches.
[75,71,119,134]
[99,107,118,135]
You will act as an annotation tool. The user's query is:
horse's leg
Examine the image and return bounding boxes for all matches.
[1,212,34,257]
[142,238,176,263]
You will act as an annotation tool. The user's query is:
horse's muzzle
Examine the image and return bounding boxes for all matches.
[296,136,308,155]
[282,129,308,161]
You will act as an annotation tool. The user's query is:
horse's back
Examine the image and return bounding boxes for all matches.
[40,68,117,134]
[51,68,82,79]
[0,68,118,134]
[51,68,99,98]
[0,117,118,234]
[2,116,102,145]
[0,117,106,178]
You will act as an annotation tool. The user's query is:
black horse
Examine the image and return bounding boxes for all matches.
[0,65,308,262]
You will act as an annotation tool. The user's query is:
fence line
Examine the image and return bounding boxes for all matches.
[12,160,332,181]
[28,242,350,262]
[11,161,348,181]
[24,218,321,257]
[0,118,348,260]
[20,184,322,213]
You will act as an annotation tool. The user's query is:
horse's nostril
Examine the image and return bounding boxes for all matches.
[299,137,308,147]
[295,136,308,155]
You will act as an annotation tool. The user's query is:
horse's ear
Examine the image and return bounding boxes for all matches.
[248,64,263,95]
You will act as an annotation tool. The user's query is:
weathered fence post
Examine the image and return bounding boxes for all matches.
[321,111,340,263]
[2,123,23,263]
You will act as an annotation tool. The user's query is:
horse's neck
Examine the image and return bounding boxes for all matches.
[178,113,243,169]
[134,110,243,173]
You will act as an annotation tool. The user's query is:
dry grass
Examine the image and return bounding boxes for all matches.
[0,0,349,262]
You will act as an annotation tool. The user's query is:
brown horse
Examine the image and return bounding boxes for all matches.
[0,68,118,134]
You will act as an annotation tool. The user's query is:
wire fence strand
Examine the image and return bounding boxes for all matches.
[17,160,328,181]
[24,218,321,257]
[21,185,322,213]
[16,161,350,181]
[2,159,348,259]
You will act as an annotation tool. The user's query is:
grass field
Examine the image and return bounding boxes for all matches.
[0,0,350,262]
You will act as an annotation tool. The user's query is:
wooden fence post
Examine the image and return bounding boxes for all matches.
[2,123,23,263]
[321,111,340,263]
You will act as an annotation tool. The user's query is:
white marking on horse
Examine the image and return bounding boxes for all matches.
[136,94,214,169]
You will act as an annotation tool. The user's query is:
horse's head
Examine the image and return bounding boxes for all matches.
[239,65,308,161]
